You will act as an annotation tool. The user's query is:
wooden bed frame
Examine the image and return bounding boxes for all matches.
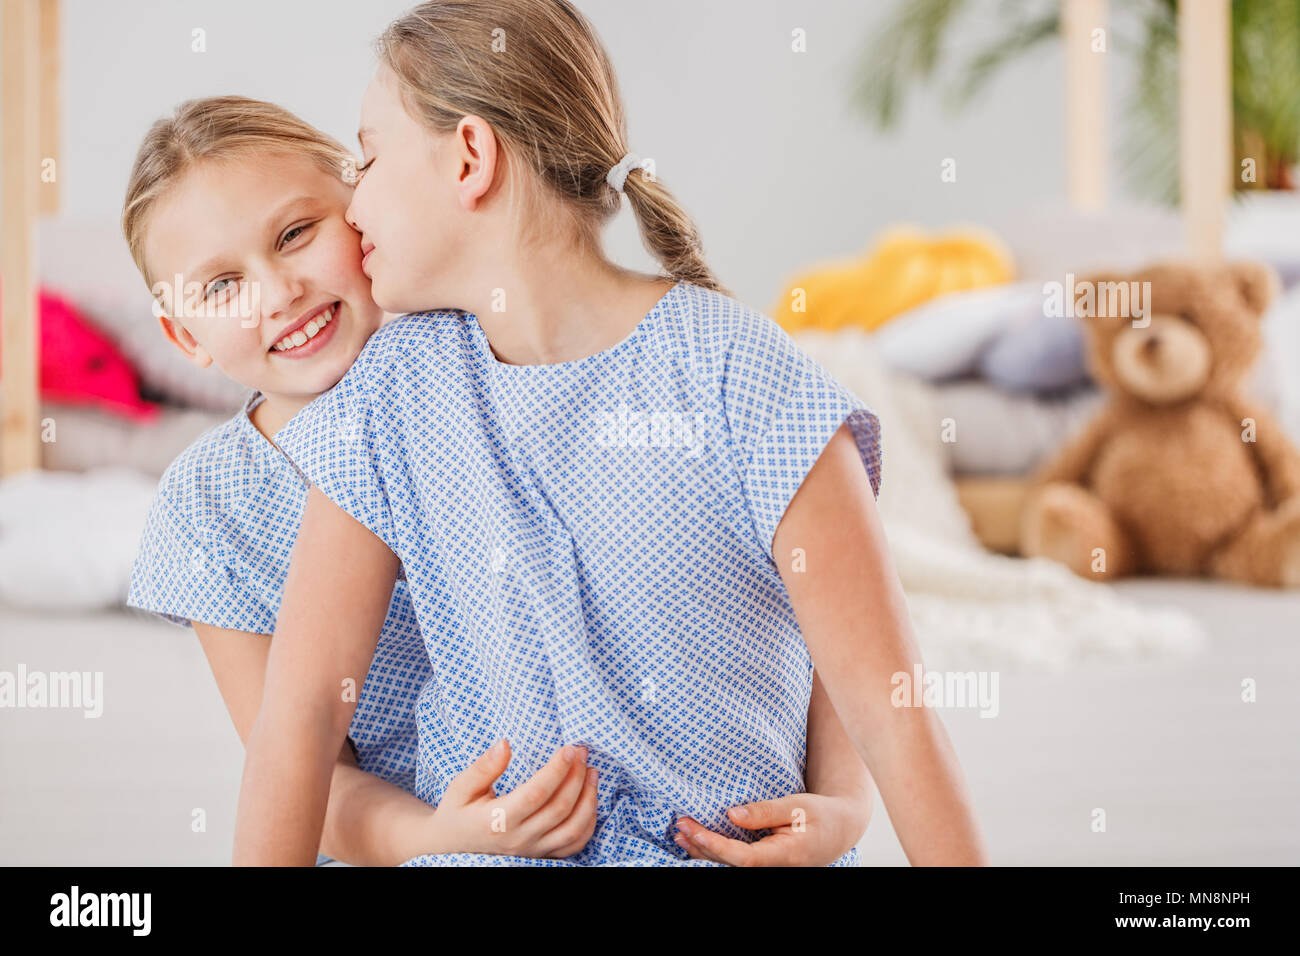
[0,0,1234,478]
[2,0,58,477]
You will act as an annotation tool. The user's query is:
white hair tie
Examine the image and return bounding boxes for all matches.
[606,152,650,194]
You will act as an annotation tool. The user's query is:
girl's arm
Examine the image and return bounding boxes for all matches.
[804,669,875,826]
[193,620,435,866]
[772,423,989,865]
[231,486,600,864]
[233,485,400,865]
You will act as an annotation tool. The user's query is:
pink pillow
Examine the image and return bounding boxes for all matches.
[1,288,160,421]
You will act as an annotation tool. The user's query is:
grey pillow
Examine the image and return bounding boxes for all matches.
[939,353,1286,477]
[978,313,1090,393]
[0,397,231,477]
[934,380,1105,476]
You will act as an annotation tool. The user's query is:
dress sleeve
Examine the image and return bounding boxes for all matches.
[272,356,399,555]
[126,489,275,632]
[721,312,883,557]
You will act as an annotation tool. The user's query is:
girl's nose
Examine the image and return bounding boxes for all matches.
[260,270,307,322]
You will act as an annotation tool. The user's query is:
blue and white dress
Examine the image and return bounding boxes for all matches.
[274,280,883,866]
[126,392,432,795]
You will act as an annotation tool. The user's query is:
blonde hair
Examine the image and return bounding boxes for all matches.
[121,95,355,288]
[375,0,727,294]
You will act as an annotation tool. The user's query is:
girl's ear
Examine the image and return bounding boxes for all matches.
[454,115,498,211]
[157,312,213,369]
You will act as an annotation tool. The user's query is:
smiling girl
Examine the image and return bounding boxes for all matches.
[123,97,602,864]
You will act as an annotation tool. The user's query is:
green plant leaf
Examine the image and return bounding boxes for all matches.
[852,0,972,130]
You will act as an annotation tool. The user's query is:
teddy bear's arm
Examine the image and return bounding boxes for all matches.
[1224,396,1300,504]
[1030,404,1119,488]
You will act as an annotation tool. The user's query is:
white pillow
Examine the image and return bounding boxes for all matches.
[0,467,159,611]
[871,281,1043,381]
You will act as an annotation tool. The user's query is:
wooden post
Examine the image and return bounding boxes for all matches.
[1062,0,1108,211]
[38,0,59,215]
[1179,0,1232,258]
[2,0,43,476]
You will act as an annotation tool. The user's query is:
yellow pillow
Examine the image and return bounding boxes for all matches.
[771,226,1014,333]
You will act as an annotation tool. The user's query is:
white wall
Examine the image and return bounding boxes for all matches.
[39,0,1114,310]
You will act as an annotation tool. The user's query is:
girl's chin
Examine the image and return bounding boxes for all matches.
[268,348,362,394]
[369,278,421,317]
[289,362,355,396]
[371,291,404,316]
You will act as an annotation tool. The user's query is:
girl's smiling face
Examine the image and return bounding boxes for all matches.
[142,150,383,403]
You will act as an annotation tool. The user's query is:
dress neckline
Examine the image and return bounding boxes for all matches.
[468,279,685,374]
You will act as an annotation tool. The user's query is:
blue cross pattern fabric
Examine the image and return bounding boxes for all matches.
[274,280,883,866]
[125,393,432,793]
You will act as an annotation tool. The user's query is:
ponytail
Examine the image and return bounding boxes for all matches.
[376,0,728,295]
[622,168,727,294]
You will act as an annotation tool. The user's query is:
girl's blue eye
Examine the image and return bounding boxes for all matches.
[205,277,235,298]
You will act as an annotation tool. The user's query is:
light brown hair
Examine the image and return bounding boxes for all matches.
[375,0,727,294]
[121,96,355,288]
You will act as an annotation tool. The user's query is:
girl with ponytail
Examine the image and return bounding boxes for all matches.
[236,0,985,867]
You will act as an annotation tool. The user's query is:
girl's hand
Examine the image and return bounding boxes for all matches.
[415,739,599,859]
[673,791,866,866]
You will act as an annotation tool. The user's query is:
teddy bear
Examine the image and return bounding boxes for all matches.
[1019,260,1300,587]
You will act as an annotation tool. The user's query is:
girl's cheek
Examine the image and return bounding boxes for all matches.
[317,228,366,282]
[319,229,379,319]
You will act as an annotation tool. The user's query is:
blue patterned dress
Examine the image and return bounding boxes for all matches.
[273,280,883,866]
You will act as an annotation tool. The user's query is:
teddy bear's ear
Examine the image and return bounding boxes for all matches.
[1226,260,1280,316]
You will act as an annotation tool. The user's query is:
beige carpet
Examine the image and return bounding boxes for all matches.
[2,576,1296,865]
[858,577,1300,865]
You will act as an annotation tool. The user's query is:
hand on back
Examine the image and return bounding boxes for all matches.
[422,738,599,859]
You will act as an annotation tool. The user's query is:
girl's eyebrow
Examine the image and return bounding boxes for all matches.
[183,195,321,278]
[264,194,320,233]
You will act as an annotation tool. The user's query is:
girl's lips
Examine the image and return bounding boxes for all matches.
[361,245,375,275]
[270,304,341,360]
